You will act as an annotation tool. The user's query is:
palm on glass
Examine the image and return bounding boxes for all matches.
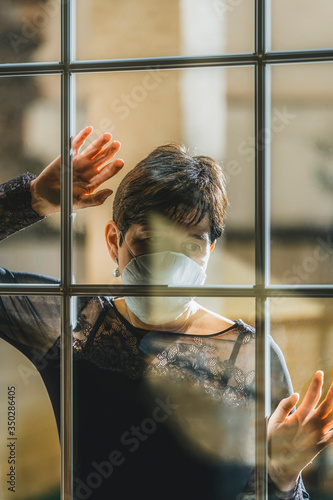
[30,126,124,216]
[268,370,333,492]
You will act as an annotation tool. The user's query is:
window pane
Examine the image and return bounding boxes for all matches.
[0,75,61,281]
[74,66,254,285]
[270,297,333,499]
[0,0,60,63]
[270,63,333,285]
[0,295,60,499]
[271,0,333,51]
[72,296,256,498]
[76,0,254,60]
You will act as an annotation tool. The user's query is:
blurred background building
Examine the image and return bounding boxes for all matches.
[0,0,333,498]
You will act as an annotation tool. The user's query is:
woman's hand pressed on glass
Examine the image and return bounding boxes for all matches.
[30,126,124,216]
[268,370,333,493]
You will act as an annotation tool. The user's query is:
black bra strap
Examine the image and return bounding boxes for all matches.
[84,301,108,348]
[228,327,247,367]
[220,327,248,388]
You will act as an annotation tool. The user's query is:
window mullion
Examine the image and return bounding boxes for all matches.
[60,1,75,500]
[255,0,271,498]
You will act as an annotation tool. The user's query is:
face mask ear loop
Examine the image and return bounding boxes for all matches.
[120,231,137,259]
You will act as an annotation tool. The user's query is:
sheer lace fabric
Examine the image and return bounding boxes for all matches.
[0,174,309,500]
[0,173,43,240]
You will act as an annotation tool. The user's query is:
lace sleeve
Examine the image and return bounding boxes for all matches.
[0,173,45,241]
[0,174,58,356]
[0,267,61,355]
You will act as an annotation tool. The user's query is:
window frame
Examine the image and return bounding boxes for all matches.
[1,0,333,498]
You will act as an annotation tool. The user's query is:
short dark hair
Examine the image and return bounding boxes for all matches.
[112,143,228,244]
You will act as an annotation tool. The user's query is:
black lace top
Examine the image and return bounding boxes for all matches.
[0,174,309,500]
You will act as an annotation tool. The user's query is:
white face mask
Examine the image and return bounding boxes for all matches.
[121,251,207,325]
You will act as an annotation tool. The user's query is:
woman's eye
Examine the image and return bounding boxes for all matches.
[184,242,201,253]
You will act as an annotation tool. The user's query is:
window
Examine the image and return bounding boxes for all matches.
[1,1,333,499]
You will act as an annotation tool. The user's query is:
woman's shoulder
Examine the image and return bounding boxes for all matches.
[191,303,255,338]
[105,298,255,339]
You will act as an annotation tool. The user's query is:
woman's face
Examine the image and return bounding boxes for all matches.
[106,213,215,274]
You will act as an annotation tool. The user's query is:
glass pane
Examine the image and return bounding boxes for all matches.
[0,295,60,499]
[73,296,256,498]
[271,0,333,51]
[76,0,254,60]
[74,66,254,285]
[0,0,60,63]
[0,75,61,281]
[270,63,333,285]
[271,298,333,499]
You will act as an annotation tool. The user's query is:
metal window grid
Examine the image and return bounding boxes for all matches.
[1,1,333,499]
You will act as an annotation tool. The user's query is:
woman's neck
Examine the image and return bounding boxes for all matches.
[114,298,200,333]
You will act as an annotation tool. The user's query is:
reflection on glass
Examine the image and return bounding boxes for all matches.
[76,0,254,60]
[0,0,60,63]
[74,67,255,284]
[270,298,333,498]
[72,296,257,498]
[0,75,61,280]
[271,63,333,284]
[116,214,211,325]
[71,294,316,498]
[0,295,60,499]
[271,0,333,51]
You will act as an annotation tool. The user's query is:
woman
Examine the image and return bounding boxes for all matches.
[1,126,333,499]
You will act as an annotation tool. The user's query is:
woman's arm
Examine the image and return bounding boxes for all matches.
[0,126,124,353]
[0,126,124,241]
[240,338,309,500]
[0,268,61,355]
[0,172,44,240]
[268,339,310,499]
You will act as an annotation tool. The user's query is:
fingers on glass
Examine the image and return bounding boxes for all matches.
[73,126,93,151]
[297,373,323,416]
[91,141,121,163]
[89,160,124,188]
[79,188,113,208]
[83,133,114,158]
[317,383,333,420]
